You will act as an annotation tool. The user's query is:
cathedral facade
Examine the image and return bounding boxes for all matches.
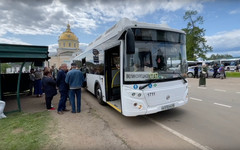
[49,24,82,68]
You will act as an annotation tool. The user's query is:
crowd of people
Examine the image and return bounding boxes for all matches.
[193,64,227,87]
[28,63,85,115]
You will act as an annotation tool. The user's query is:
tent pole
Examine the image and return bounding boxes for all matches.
[16,61,25,112]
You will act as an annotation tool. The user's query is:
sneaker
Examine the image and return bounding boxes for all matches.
[48,107,55,110]
[0,113,6,118]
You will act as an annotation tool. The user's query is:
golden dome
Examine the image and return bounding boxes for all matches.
[59,24,78,41]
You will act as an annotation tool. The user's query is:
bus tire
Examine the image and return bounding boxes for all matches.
[95,84,105,105]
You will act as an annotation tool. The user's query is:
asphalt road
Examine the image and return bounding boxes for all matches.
[81,78,240,150]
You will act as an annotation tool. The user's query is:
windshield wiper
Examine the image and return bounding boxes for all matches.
[139,79,159,90]
[177,72,187,84]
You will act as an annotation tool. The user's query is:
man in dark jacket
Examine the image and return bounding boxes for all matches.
[42,70,57,110]
[194,66,199,78]
[213,64,219,78]
[56,64,69,114]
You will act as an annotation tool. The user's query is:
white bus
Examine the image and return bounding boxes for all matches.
[213,58,240,71]
[73,18,188,116]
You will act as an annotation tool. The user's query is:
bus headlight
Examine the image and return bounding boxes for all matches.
[138,93,142,97]
[138,105,143,109]
[133,103,143,109]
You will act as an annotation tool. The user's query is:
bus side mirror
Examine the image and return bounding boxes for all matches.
[126,29,135,54]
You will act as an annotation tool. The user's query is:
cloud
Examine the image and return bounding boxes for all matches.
[79,42,88,51]
[0,0,97,36]
[229,9,240,15]
[48,43,58,52]
[0,37,29,45]
[205,29,240,57]
[206,29,240,51]
[0,0,207,37]
[207,50,240,57]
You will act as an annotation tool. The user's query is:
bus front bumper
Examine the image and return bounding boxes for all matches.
[122,99,188,117]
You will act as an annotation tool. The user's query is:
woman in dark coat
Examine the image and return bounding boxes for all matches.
[42,70,57,110]
[199,65,207,87]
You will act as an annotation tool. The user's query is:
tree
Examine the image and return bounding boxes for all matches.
[1,63,11,74]
[182,10,212,61]
[208,54,233,60]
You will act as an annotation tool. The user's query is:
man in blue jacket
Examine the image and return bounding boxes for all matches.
[57,64,69,114]
[65,62,85,113]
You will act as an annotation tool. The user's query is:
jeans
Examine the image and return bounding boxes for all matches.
[69,88,81,113]
[57,91,68,112]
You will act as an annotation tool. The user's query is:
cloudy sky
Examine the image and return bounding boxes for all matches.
[0,0,240,57]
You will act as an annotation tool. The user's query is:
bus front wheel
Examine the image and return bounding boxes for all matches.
[95,84,105,105]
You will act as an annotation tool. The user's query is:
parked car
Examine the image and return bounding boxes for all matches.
[187,66,220,78]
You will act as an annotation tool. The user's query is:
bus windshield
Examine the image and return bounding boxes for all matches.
[124,29,187,83]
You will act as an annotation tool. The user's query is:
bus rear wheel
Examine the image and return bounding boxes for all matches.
[95,84,105,105]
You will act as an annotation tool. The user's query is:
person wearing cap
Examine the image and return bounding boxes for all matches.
[65,62,85,113]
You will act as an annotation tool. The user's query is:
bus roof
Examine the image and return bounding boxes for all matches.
[213,58,240,62]
[86,18,185,52]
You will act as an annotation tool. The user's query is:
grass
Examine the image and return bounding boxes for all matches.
[226,72,240,77]
[0,111,51,150]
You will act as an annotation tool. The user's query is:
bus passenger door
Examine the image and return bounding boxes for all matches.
[104,46,121,102]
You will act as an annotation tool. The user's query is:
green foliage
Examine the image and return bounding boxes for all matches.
[226,72,240,77]
[0,111,51,150]
[1,63,11,74]
[207,54,233,60]
[182,10,212,61]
